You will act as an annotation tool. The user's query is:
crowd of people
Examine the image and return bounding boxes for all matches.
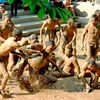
[0,0,100,99]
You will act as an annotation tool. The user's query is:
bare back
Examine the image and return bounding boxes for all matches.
[28,52,50,71]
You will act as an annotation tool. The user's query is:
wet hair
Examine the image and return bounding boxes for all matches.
[0,4,5,9]
[67,18,74,24]
[29,34,38,40]
[94,9,100,16]
[12,29,22,37]
[91,14,98,21]
[45,40,55,47]
[87,58,96,66]
[66,46,73,53]
[4,13,11,19]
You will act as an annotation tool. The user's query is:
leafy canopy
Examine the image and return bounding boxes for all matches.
[8,0,72,22]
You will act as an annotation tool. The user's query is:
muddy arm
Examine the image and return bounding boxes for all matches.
[18,46,40,54]
[47,58,62,73]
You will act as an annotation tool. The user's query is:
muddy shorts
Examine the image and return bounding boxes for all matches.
[87,41,99,49]
[45,29,56,36]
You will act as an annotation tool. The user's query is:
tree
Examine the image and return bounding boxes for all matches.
[8,0,72,22]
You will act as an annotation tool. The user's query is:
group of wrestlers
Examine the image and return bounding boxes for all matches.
[0,2,100,99]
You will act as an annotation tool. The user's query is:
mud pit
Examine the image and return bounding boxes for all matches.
[0,28,100,100]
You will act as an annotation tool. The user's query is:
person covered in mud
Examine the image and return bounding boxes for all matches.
[0,4,15,29]
[7,34,39,72]
[0,29,22,98]
[81,14,100,60]
[9,37,60,91]
[17,40,60,88]
[51,46,80,78]
[6,34,41,93]
[40,15,62,44]
[0,4,16,40]
[27,40,60,78]
[79,58,100,93]
[61,18,77,56]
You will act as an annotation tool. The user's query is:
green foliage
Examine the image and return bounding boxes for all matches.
[38,8,45,18]
[8,0,14,4]
[8,0,72,22]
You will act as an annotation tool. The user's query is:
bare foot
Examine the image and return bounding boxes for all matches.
[1,92,11,98]
[83,88,91,93]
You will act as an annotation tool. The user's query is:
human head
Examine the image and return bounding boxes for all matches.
[87,58,96,69]
[0,4,5,14]
[12,29,22,41]
[87,58,96,65]
[94,9,100,22]
[65,46,73,57]
[29,34,39,44]
[67,18,74,27]
[3,15,11,27]
[90,14,98,24]
[94,9,100,16]
[45,40,55,52]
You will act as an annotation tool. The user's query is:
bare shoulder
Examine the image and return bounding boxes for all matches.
[43,19,49,25]
[62,25,68,31]
[74,25,77,29]
[85,23,90,28]
[72,25,77,31]
[3,37,15,45]
[96,23,100,30]
[18,37,28,46]
[55,19,59,23]
[71,56,77,61]
[6,37,14,41]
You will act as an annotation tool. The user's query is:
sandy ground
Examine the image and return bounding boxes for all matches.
[1,28,100,100]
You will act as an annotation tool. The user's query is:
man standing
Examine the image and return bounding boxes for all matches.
[0,4,16,40]
[81,14,100,60]
[40,16,62,44]
[0,29,22,97]
[62,18,77,56]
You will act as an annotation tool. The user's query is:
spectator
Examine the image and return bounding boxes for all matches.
[0,4,16,40]
[63,0,76,18]
[11,0,22,17]
[81,0,95,4]
[0,4,15,29]
[50,0,63,8]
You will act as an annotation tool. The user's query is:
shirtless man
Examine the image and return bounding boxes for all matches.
[26,40,61,85]
[0,29,22,97]
[27,40,60,72]
[62,18,77,56]
[0,15,13,40]
[52,46,80,78]
[79,58,100,93]
[40,16,62,44]
[81,14,100,60]
[0,4,16,40]
[63,0,76,18]
[9,38,60,90]
[7,34,39,74]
